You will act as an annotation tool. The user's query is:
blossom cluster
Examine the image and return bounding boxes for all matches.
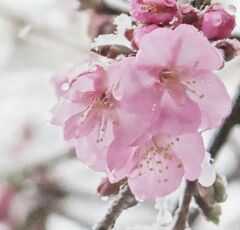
[52,0,238,200]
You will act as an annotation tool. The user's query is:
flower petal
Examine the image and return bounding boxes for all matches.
[174,25,223,70]
[107,140,137,182]
[152,88,201,135]
[137,25,222,71]
[184,71,232,130]
[128,151,184,201]
[64,112,98,140]
[137,28,181,68]
[170,133,205,181]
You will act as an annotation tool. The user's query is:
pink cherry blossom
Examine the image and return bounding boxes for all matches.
[130,0,180,25]
[126,24,231,134]
[52,62,152,171]
[199,4,236,40]
[107,132,205,200]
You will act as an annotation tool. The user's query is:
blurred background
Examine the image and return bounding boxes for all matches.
[0,0,239,229]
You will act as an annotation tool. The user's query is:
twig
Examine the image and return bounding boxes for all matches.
[93,184,138,230]
[173,181,195,230]
[209,87,240,159]
[79,0,128,15]
[190,0,211,9]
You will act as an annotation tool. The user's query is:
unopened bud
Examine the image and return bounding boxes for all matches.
[213,175,228,203]
[216,39,240,61]
[207,204,222,224]
[97,178,126,197]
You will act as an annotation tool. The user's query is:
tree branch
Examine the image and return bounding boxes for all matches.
[173,181,195,230]
[209,86,240,159]
[93,184,138,230]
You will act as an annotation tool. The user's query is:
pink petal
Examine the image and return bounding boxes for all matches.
[64,112,98,140]
[75,121,114,171]
[152,88,201,135]
[184,71,232,130]
[137,25,223,71]
[107,58,158,123]
[75,117,114,171]
[128,150,184,201]
[75,137,107,171]
[170,133,205,181]
[106,140,138,182]
[114,109,152,145]
[137,28,180,68]
[51,101,82,126]
[174,25,223,71]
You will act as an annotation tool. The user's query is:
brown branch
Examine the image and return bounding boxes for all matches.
[79,0,128,15]
[209,86,240,159]
[93,184,138,230]
[173,181,195,230]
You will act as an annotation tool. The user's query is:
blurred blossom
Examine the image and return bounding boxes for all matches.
[0,185,15,225]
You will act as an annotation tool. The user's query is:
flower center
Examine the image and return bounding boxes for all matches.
[156,68,205,99]
[136,137,183,183]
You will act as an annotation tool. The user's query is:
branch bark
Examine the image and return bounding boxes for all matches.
[209,87,240,159]
[94,184,138,230]
[173,181,195,230]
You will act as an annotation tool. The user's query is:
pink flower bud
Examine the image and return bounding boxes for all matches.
[200,5,236,40]
[97,178,124,197]
[130,0,180,25]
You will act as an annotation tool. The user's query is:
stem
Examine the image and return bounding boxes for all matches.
[173,181,195,230]
[93,184,138,230]
[209,87,240,158]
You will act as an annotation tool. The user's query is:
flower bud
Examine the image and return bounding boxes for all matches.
[196,184,215,205]
[180,4,199,26]
[213,175,227,203]
[97,178,126,197]
[207,204,222,224]
[130,0,180,25]
[199,4,236,40]
[216,39,240,61]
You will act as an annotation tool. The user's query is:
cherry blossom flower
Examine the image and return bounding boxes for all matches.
[107,132,205,200]
[120,24,231,134]
[52,61,152,171]
[130,0,180,25]
[199,4,236,40]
